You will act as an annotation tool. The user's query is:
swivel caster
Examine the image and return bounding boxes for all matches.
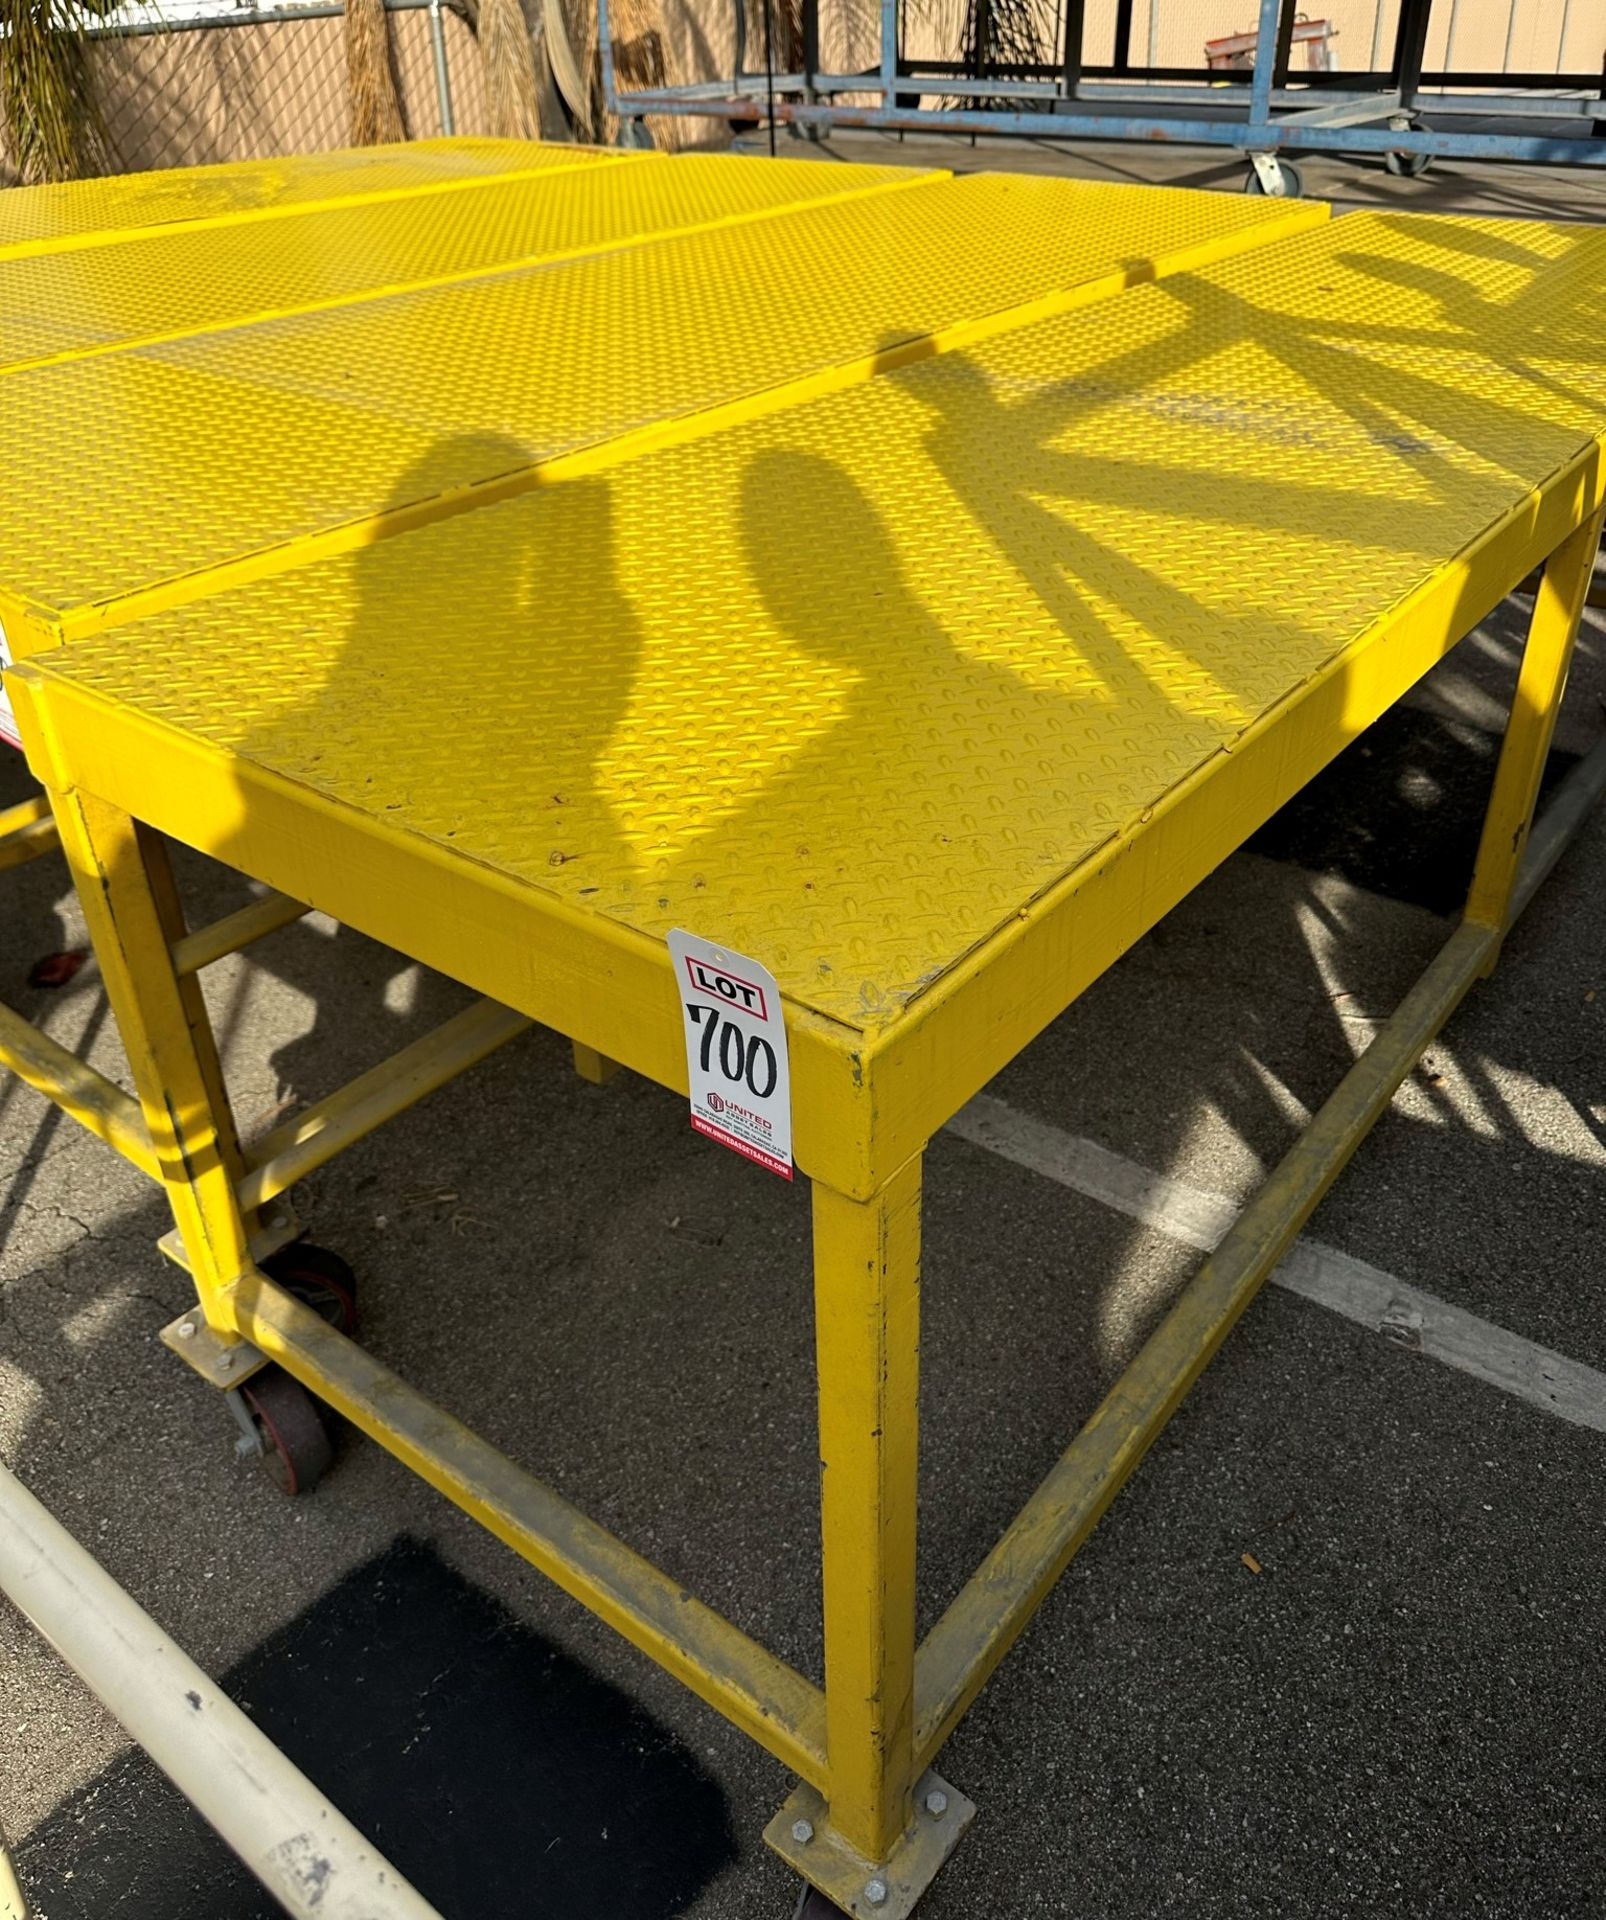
[229,1242,358,1494]
[1242,156,1303,199]
[793,1885,849,1918]
[238,1369,334,1496]
[1384,114,1431,177]
[1384,145,1431,178]
[261,1240,358,1335]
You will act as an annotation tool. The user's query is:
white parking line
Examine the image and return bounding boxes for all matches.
[949,1095,1606,1435]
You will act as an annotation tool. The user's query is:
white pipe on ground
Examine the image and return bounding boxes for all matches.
[0,1815,31,1920]
[0,1462,444,1920]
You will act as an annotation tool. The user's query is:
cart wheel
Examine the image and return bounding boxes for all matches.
[241,1369,334,1496]
[261,1242,358,1336]
[792,1885,849,1919]
[1384,146,1431,178]
[1242,158,1303,199]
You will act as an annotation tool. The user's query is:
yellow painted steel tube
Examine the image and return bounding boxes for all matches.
[813,1161,923,1863]
[911,734,1606,1772]
[0,794,57,873]
[1510,730,1606,918]
[1467,506,1604,934]
[238,998,532,1212]
[171,889,309,978]
[0,998,158,1176]
[0,793,49,836]
[570,1040,621,1085]
[915,918,1493,1768]
[230,1272,831,1789]
[47,787,257,1311]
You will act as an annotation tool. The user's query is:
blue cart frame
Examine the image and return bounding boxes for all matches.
[598,0,1606,192]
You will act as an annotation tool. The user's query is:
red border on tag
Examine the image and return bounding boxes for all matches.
[681,955,771,1024]
[690,1114,793,1180]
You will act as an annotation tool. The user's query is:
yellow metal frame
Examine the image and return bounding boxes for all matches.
[0,171,1322,660]
[0,141,956,1255]
[4,145,1603,1915]
[0,146,1325,1362]
[0,143,627,1216]
[0,137,629,263]
[9,480,1602,1916]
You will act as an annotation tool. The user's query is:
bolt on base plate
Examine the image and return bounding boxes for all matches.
[765,1769,975,1919]
[160,1307,270,1390]
[156,1210,300,1390]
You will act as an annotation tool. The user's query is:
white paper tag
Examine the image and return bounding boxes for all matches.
[668,930,793,1180]
[0,620,18,750]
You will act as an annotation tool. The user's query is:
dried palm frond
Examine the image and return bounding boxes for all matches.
[479,0,542,139]
[345,0,405,145]
[955,0,1054,108]
[0,0,116,183]
[590,0,667,144]
[753,0,805,72]
[531,0,581,138]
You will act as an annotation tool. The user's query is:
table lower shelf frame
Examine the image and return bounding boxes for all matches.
[0,801,553,1307]
[9,496,1603,1917]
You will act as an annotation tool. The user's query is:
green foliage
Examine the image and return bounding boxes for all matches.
[0,0,120,182]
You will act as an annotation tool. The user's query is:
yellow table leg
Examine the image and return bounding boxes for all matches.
[571,1040,621,1085]
[813,1157,922,1866]
[770,1156,970,1911]
[1467,503,1606,950]
[47,786,256,1325]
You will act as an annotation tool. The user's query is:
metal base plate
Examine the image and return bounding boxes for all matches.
[158,1207,301,1273]
[160,1307,269,1390]
[156,1208,298,1390]
[765,1770,974,1919]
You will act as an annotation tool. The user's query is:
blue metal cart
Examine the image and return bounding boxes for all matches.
[600,0,1606,194]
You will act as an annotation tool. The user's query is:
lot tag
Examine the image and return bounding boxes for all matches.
[668,930,793,1180]
[0,621,18,749]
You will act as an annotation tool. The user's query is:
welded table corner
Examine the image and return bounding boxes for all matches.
[767,1771,976,1918]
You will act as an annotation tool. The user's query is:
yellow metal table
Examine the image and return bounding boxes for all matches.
[10,181,1606,1913]
[0,165,1319,652]
[0,146,1321,1270]
[0,135,616,258]
[0,146,932,373]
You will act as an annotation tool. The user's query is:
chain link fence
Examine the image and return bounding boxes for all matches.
[0,0,738,185]
[1,1,474,182]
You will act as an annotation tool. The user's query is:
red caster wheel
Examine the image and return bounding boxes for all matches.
[793,1887,849,1918]
[261,1241,358,1336]
[239,1368,334,1496]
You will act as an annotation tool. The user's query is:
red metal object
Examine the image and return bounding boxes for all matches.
[27,949,88,989]
[1205,14,1336,71]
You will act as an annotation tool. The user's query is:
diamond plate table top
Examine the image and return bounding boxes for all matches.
[0,150,933,373]
[35,209,1606,1032]
[0,136,621,257]
[0,166,1322,638]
